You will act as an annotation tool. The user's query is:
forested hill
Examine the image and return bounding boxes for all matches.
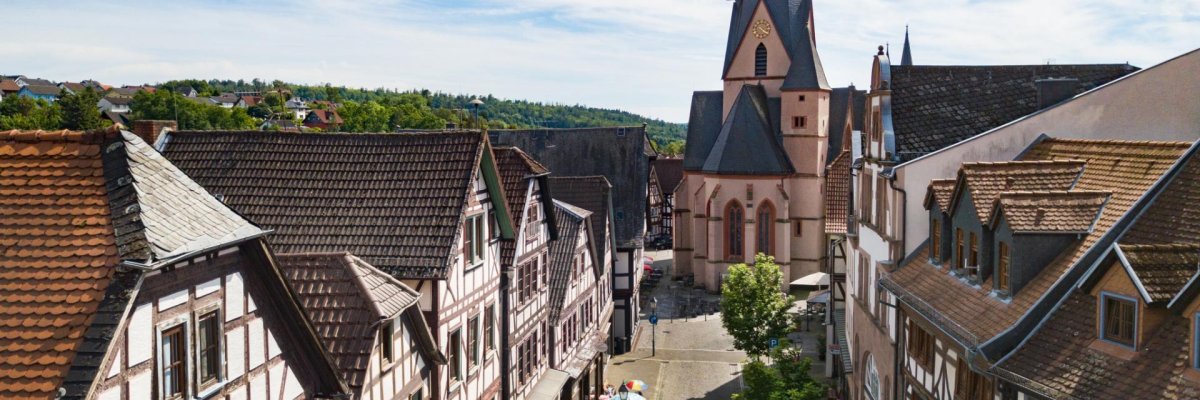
[164,79,686,153]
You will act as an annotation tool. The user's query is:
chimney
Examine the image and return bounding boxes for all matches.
[1035,78,1079,110]
[131,120,178,145]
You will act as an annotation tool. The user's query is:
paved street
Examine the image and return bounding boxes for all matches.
[605,250,747,400]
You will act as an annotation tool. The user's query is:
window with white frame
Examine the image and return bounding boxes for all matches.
[449,328,463,384]
[464,214,485,266]
[468,315,480,370]
[864,354,880,400]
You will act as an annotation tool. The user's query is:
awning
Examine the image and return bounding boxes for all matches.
[790,272,829,287]
[806,289,830,304]
[528,369,571,400]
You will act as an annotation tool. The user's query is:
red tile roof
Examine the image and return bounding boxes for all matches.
[885,138,1191,344]
[824,151,850,234]
[0,130,116,399]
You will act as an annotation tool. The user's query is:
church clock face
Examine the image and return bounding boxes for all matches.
[751,19,771,39]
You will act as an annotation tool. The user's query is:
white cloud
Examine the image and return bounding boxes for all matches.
[0,0,1195,123]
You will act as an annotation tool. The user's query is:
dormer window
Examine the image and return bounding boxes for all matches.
[930,219,941,262]
[996,242,1010,293]
[1101,293,1136,348]
[755,44,767,77]
[955,228,964,271]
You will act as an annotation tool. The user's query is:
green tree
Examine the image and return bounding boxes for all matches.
[733,347,826,400]
[0,95,62,130]
[129,90,256,130]
[720,253,793,358]
[661,140,685,156]
[59,87,109,130]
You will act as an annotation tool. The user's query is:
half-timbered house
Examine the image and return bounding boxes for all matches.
[492,147,558,399]
[277,253,447,400]
[546,200,611,399]
[161,130,517,400]
[490,127,651,355]
[0,128,347,400]
[547,176,616,357]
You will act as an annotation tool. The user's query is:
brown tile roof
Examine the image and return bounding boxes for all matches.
[923,179,956,211]
[0,128,261,399]
[994,291,1200,400]
[952,160,1085,223]
[0,79,19,93]
[161,130,492,279]
[548,176,612,262]
[1122,149,1200,245]
[546,201,591,324]
[276,252,426,392]
[653,158,684,194]
[824,151,851,234]
[990,191,1109,233]
[1116,244,1200,303]
[493,147,550,267]
[885,138,1191,345]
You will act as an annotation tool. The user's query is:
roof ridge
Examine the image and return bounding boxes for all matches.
[998,190,1111,197]
[891,63,1133,69]
[1118,243,1200,251]
[1041,137,1193,147]
[0,127,120,143]
[961,159,1086,167]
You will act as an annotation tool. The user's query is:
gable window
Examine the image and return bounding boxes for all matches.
[489,210,499,239]
[725,201,745,259]
[955,228,964,271]
[464,214,485,266]
[754,43,767,77]
[997,242,1010,293]
[381,319,395,364]
[525,203,540,242]
[1101,293,1136,348]
[484,305,496,352]
[756,201,775,255]
[930,219,941,262]
[197,311,221,386]
[449,328,463,384]
[955,358,994,400]
[468,315,480,370]
[161,324,187,399]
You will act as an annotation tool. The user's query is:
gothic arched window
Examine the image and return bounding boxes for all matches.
[726,201,745,259]
[755,44,768,77]
[756,201,775,255]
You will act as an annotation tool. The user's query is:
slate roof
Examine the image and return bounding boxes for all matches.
[890,64,1137,161]
[652,158,683,195]
[827,87,866,161]
[683,91,724,171]
[883,138,1191,346]
[493,146,551,267]
[952,160,1085,223]
[994,292,1200,400]
[21,78,54,87]
[700,85,794,175]
[277,252,435,392]
[823,151,851,234]
[489,127,647,249]
[548,176,612,262]
[0,128,261,399]
[1117,244,1200,303]
[990,191,1109,233]
[724,0,828,90]
[22,84,61,96]
[161,130,493,279]
[102,96,133,106]
[546,201,591,324]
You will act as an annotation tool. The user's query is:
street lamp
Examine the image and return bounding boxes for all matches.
[469,98,484,128]
[617,385,629,400]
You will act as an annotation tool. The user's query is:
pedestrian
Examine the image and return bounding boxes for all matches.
[605,383,615,397]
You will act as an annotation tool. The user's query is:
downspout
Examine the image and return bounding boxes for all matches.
[500,267,513,400]
[886,168,907,400]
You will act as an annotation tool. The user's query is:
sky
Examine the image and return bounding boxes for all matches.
[1,0,1197,123]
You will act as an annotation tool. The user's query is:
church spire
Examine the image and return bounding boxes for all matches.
[901,25,913,66]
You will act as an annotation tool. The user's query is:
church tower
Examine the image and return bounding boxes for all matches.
[675,0,833,289]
